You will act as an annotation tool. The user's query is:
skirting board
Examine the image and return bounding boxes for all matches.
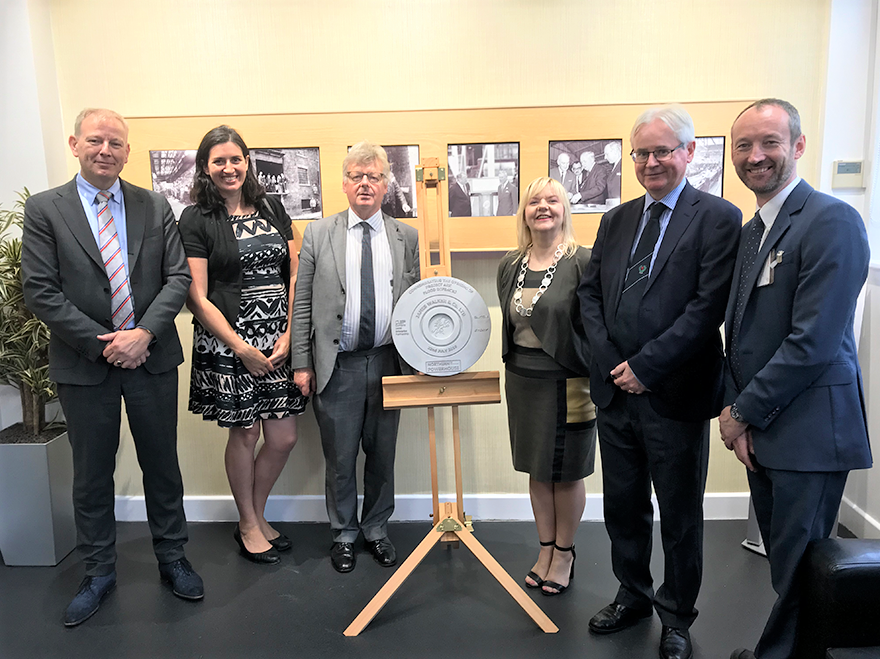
[115,492,753,523]
[839,494,880,539]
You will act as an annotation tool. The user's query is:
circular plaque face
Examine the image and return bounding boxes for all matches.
[392,276,491,377]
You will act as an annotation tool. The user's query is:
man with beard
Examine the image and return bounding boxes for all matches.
[292,141,420,573]
[723,99,871,659]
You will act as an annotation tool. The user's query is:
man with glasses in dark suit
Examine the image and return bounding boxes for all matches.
[578,105,741,659]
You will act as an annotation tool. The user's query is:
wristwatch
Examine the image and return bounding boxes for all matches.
[729,403,746,424]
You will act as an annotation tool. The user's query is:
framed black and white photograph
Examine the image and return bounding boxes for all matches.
[251,147,322,220]
[549,139,622,213]
[687,136,725,197]
[447,142,520,217]
[150,147,323,221]
[380,145,419,218]
[149,150,196,220]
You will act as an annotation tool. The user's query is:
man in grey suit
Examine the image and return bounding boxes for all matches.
[21,108,201,627]
[292,141,420,573]
[723,99,871,659]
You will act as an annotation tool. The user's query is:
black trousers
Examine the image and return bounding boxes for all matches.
[58,367,188,576]
[597,391,709,629]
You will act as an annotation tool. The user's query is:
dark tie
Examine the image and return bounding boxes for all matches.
[612,201,665,357]
[729,211,765,389]
[356,221,375,351]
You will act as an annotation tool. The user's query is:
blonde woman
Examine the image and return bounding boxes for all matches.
[496,177,596,596]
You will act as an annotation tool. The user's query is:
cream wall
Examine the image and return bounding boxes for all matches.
[20,0,841,508]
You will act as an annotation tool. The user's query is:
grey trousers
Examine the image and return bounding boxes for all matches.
[313,345,401,543]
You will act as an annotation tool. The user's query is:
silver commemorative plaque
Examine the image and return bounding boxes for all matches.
[392,276,491,376]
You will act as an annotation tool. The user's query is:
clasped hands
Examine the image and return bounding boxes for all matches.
[98,327,152,369]
[236,332,290,378]
[719,405,756,472]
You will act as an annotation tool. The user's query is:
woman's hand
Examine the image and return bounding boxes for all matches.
[268,331,291,368]
[236,343,274,377]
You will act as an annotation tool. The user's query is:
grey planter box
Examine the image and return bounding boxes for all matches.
[0,432,76,566]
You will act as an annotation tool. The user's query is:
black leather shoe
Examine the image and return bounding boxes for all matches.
[660,626,692,659]
[159,557,204,600]
[331,542,356,572]
[588,602,653,634]
[63,573,117,627]
[268,532,292,552]
[366,537,397,567]
[234,527,281,565]
[729,650,757,659]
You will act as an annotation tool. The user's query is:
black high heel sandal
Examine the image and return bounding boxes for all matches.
[541,544,576,596]
[525,539,556,589]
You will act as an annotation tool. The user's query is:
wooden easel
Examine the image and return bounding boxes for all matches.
[343,372,558,636]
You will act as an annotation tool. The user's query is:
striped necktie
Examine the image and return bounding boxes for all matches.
[96,191,134,330]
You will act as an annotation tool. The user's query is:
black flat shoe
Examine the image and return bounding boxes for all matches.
[233,527,280,564]
[331,542,356,573]
[541,544,576,596]
[268,532,292,552]
[525,539,555,589]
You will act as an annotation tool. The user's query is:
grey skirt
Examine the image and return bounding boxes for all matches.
[505,367,597,482]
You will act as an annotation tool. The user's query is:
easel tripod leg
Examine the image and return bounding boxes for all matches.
[343,528,443,637]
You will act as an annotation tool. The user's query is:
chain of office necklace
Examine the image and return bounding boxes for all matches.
[513,244,565,317]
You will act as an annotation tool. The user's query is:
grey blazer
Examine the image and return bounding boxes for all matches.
[21,177,191,385]
[291,211,420,394]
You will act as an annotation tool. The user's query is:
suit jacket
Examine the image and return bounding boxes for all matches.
[21,177,191,385]
[449,181,471,217]
[497,247,592,376]
[724,180,872,472]
[550,167,577,197]
[578,182,741,421]
[580,163,611,205]
[496,182,518,216]
[291,211,420,394]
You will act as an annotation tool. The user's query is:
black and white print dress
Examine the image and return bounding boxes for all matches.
[189,212,307,428]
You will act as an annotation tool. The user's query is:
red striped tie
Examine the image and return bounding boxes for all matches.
[96,191,134,330]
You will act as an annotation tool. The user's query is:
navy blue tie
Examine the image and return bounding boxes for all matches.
[730,211,765,389]
[357,222,375,351]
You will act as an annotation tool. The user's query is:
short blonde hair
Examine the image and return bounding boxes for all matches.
[514,177,579,258]
[343,141,391,180]
[74,108,129,137]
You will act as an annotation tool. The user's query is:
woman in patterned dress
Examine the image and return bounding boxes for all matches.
[179,126,307,564]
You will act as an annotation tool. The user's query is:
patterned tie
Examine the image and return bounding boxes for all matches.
[611,201,665,357]
[356,221,375,351]
[623,201,665,294]
[96,191,134,330]
[729,211,765,389]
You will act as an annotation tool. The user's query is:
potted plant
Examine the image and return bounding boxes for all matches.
[0,189,75,566]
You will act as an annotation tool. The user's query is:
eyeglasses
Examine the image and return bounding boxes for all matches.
[345,171,385,185]
[630,143,685,164]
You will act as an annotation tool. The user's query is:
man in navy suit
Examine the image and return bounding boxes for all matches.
[722,99,871,659]
[578,105,741,659]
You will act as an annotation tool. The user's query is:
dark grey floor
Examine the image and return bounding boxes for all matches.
[0,520,775,659]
